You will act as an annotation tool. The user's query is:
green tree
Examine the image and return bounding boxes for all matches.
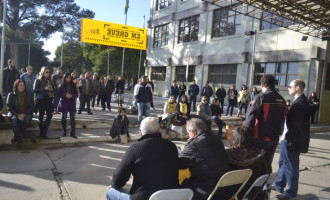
[53,41,84,73]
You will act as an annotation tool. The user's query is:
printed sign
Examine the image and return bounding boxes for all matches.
[80,18,147,50]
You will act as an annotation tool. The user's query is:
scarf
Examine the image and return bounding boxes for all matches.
[17,92,25,113]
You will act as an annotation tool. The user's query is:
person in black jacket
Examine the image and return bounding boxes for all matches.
[215,84,226,113]
[169,80,179,99]
[201,81,213,103]
[210,98,226,138]
[243,75,286,172]
[176,94,190,125]
[115,75,125,107]
[272,79,310,200]
[100,77,114,111]
[7,79,34,149]
[226,84,238,116]
[178,81,187,102]
[134,75,153,127]
[2,59,20,96]
[109,108,129,144]
[179,118,233,200]
[0,93,5,122]
[106,117,179,200]
[188,80,200,112]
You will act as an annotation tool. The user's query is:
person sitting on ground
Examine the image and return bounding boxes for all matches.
[226,126,269,200]
[7,79,34,149]
[106,117,179,200]
[176,94,190,126]
[179,118,234,200]
[57,73,78,138]
[210,98,226,139]
[109,108,129,144]
[197,96,212,133]
[162,96,177,134]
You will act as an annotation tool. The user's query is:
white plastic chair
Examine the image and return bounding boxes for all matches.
[149,188,194,200]
[263,173,278,200]
[242,174,269,200]
[207,169,253,200]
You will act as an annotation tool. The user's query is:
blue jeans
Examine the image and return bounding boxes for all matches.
[11,115,33,132]
[106,188,130,200]
[137,102,150,127]
[273,140,300,198]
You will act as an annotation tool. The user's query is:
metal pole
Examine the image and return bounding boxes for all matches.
[28,34,31,66]
[107,46,110,75]
[137,15,146,81]
[0,0,7,94]
[121,13,127,77]
[60,32,64,68]
[249,30,257,90]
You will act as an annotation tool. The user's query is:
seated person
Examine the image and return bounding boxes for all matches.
[7,79,34,149]
[176,94,190,125]
[197,96,212,132]
[106,117,179,200]
[162,96,177,134]
[0,93,5,122]
[210,98,226,138]
[226,126,269,200]
[109,108,129,144]
[179,118,234,200]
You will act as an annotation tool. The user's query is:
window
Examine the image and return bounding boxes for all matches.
[175,65,196,82]
[178,15,200,44]
[260,11,295,30]
[153,24,170,48]
[212,6,242,38]
[155,0,171,11]
[254,62,299,86]
[208,64,237,84]
[151,67,166,81]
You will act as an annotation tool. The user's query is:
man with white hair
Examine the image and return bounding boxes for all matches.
[106,117,179,200]
[179,118,233,200]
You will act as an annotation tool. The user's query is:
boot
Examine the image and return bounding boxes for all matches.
[61,120,67,137]
[70,120,77,138]
[38,121,44,137]
[14,130,22,149]
[42,120,51,139]
[236,110,242,118]
[120,134,128,144]
[119,100,123,107]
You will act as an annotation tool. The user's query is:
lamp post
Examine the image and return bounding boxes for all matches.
[244,30,257,90]
[0,0,7,94]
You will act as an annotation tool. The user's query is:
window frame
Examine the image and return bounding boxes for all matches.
[151,66,167,81]
[153,23,170,48]
[260,11,295,30]
[155,0,171,11]
[208,64,237,84]
[178,15,200,44]
[211,6,242,38]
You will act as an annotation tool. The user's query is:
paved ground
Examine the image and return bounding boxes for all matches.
[0,131,330,200]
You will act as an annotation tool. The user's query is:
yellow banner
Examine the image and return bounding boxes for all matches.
[80,18,147,50]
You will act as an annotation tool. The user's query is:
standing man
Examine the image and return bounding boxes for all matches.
[226,84,238,116]
[215,84,226,113]
[243,75,286,172]
[106,117,179,200]
[52,67,63,113]
[179,118,233,200]
[78,72,94,115]
[100,77,113,111]
[20,66,36,95]
[91,73,99,109]
[134,75,153,127]
[188,80,199,112]
[3,59,20,96]
[201,81,213,103]
[272,79,310,200]
[169,80,179,99]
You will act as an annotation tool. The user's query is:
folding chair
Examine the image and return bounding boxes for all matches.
[242,174,269,200]
[149,188,194,200]
[263,173,278,200]
[207,169,253,200]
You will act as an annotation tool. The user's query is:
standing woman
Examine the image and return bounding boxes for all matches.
[115,75,125,107]
[178,81,187,102]
[34,66,54,139]
[237,85,249,118]
[57,73,78,138]
[7,80,34,149]
[309,92,320,123]
[226,85,238,116]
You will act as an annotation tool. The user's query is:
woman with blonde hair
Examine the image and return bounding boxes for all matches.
[162,96,177,134]
[237,85,249,118]
[34,66,54,139]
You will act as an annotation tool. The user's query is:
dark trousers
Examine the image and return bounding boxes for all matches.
[97,94,101,106]
[273,140,300,198]
[61,112,76,136]
[226,99,236,116]
[53,89,59,111]
[91,94,97,107]
[219,98,224,113]
[37,98,53,122]
[239,102,248,114]
[190,96,197,112]
[211,116,226,138]
[101,94,111,110]
[79,94,91,113]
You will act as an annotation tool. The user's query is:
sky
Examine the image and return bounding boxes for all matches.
[43,0,150,60]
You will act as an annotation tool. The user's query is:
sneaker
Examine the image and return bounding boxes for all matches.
[77,111,81,114]
[87,112,93,115]
[271,186,284,193]
[70,135,77,138]
[108,108,111,112]
[276,194,292,200]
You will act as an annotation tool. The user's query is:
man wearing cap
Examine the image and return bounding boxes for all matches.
[134,75,153,127]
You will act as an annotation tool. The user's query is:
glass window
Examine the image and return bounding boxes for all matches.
[208,64,237,84]
[178,15,200,44]
[153,24,169,48]
[176,66,186,82]
[254,62,299,86]
[151,67,166,81]
[155,0,171,11]
[212,5,242,38]
[187,66,195,82]
[260,11,295,30]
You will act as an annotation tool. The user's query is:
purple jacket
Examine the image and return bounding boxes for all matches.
[57,84,78,113]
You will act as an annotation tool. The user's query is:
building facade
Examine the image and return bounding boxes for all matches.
[146,0,330,123]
